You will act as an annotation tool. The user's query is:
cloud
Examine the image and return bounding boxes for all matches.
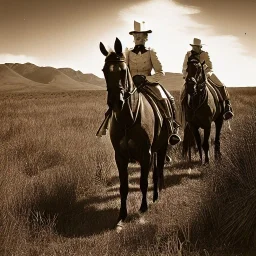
[119,0,256,86]
[0,54,39,65]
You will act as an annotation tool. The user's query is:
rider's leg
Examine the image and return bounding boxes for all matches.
[219,87,234,120]
[208,73,234,120]
[160,99,181,146]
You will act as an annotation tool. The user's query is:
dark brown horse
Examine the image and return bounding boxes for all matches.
[99,38,170,228]
[182,55,224,164]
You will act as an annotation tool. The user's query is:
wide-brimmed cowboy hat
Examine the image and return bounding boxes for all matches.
[190,38,204,47]
[129,21,152,35]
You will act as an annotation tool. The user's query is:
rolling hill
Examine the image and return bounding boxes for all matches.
[1,63,104,92]
[58,68,106,87]
[0,64,49,92]
[0,62,184,93]
[160,72,184,92]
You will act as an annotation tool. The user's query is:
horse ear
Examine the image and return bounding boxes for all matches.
[114,37,122,54]
[100,42,109,56]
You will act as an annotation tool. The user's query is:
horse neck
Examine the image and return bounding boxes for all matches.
[190,85,207,109]
[125,68,138,107]
[114,68,139,126]
[126,68,135,93]
[187,77,207,109]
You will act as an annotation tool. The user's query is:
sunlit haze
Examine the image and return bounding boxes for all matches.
[1,0,255,86]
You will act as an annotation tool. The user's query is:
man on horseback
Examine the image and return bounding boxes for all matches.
[182,38,234,120]
[97,21,181,146]
[125,21,181,145]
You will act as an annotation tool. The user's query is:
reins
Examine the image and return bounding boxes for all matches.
[104,58,138,101]
[186,59,207,112]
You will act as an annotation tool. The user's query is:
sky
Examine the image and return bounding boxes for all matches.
[0,0,255,86]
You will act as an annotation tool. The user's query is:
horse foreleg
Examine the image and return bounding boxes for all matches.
[152,142,168,202]
[115,153,129,222]
[214,117,223,160]
[193,126,202,162]
[140,153,151,213]
[157,142,168,192]
[202,128,211,164]
[152,152,158,202]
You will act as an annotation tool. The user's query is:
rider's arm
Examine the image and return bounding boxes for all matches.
[182,52,190,79]
[201,51,213,77]
[146,48,165,83]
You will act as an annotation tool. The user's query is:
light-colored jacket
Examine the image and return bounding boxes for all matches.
[125,47,165,83]
[182,50,213,78]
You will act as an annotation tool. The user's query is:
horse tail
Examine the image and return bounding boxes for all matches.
[182,123,196,161]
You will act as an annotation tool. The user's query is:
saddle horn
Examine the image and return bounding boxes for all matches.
[100,42,109,56]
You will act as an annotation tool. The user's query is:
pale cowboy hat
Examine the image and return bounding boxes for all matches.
[190,38,204,47]
[129,20,152,35]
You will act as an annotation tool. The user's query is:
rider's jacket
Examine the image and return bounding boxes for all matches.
[125,46,164,83]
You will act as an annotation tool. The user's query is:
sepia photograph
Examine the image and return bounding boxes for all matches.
[0,0,255,255]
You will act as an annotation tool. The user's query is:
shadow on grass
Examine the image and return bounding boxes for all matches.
[169,159,203,170]
[107,185,154,193]
[56,160,203,238]
[107,160,203,193]
[56,204,120,238]
[163,171,202,189]
[55,197,155,238]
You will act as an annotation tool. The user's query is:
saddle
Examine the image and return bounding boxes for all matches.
[96,84,167,138]
[139,89,163,138]
[206,79,224,102]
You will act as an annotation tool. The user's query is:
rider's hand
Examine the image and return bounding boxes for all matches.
[133,75,147,87]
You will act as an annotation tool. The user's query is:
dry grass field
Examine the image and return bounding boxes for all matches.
[0,88,256,256]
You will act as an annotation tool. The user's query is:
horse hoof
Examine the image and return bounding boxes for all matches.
[138,216,147,225]
[116,220,124,233]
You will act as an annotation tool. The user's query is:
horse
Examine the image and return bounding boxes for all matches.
[182,55,224,164]
[99,38,171,228]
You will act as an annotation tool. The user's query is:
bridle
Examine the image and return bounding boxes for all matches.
[103,57,138,101]
[186,57,206,96]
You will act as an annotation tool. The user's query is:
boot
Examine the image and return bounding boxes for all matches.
[161,99,181,146]
[223,100,234,120]
[168,98,182,146]
[170,121,181,146]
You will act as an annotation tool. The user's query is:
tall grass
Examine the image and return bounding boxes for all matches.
[189,89,256,253]
[0,88,255,255]
[0,91,115,255]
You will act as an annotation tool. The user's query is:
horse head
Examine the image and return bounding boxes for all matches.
[100,38,132,113]
[185,55,206,96]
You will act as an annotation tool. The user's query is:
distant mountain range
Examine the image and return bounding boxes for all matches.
[0,63,183,93]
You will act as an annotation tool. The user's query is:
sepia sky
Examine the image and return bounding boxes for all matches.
[0,0,255,86]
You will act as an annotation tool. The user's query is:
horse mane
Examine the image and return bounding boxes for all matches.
[188,55,200,63]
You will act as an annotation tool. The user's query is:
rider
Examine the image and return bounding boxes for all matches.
[182,38,234,120]
[125,20,181,145]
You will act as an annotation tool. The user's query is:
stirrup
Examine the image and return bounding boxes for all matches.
[223,111,234,121]
[169,134,181,146]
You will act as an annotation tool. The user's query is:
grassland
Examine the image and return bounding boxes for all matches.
[0,88,255,255]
